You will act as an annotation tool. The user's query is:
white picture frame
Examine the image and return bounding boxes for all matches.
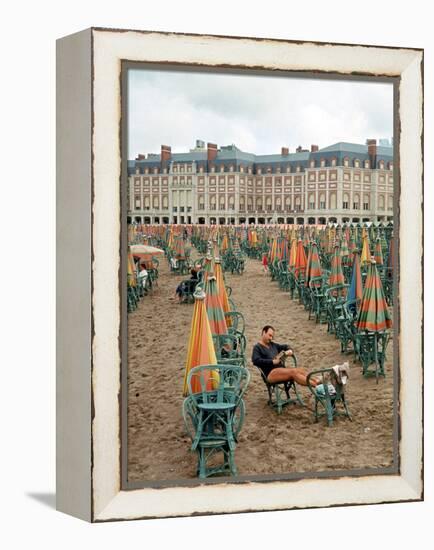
[56,27,423,522]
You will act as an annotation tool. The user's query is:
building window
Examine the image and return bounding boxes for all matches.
[320,159,326,168]
[257,168,262,175]
[343,201,349,209]
[353,193,360,210]
[220,165,225,172]
[153,196,159,209]
[388,196,393,211]
[162,196,168,209]
[344,158,349,167]
[331,158,336,167]
[240,165,244,173]
[378,195,385,210]
[296,165,301,172]
[354,159,360,168]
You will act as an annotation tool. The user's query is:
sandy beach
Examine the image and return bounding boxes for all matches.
[127,250,394,482]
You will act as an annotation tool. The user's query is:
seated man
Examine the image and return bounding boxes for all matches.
[174,267,199,303]
[252,325,318,386]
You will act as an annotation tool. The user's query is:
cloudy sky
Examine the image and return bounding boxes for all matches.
[128,68,393,159]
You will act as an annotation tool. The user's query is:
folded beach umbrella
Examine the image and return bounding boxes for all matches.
[307,242,323,287]
[214,259,232,326]
[304,242,313,287]
[294,239,307,278]
[204,275,228,336]
[340,235,350,266]
[202,254,215,283]
[127,252,137,287]
[348,251,363,310]
[360,233,371,265]
[374,238,384,266]
[289,238,297,269]
[328,245,345,288]
[356,260,392,333]
[182,288,218,396]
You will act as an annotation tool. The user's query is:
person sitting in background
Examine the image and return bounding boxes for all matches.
[174,267,199,303]
[252,325,319,386]
[137,262,148,291]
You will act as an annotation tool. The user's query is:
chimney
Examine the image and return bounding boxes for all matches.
[135,154,145,160]
[281,147,289,156]
[311,144,319,152]
[207,142,218,162]
[366,139,377,168]
[161,145,171,162]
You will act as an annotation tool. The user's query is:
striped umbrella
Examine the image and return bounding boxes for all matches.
[348,251,363,309]
[214,259,232,326]
[360,233,371,265]
[356,260,392,332]
[294,239,307,279]
[340,236,350,266]
[374,238,384,266]
[304,242,313,287]
[202,254,215,282]
[127,252,137,287]
[182,288,218,396]
[174,236,186,259]
[328,245,345,288]
[204,275,228,336]
[308,242,323,287]
[289,238,297,269]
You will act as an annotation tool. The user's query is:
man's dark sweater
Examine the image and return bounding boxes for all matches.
[251,342,291,378]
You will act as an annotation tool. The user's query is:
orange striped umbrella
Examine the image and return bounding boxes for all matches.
[374,238,384,266]
[308,242,323,287]
[328,245,345,287]
[214,259,232,326]
[183,288,218,396]
[204,275,228,336]
[294,239,307,279]
[289,238,297,269]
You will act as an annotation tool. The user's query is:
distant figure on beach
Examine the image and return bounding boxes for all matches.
[252,325,319,386]
[262,253,268,273]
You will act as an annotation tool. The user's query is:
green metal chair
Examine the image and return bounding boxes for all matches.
[325,284,349,334]
[307,367,352,426]
[224,311,245,336]
[212,333,246,367]
[354,330,390,382]
[183,364,250,478]
[254,353,305,414]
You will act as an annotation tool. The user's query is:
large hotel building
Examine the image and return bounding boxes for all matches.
[127,139,394,225]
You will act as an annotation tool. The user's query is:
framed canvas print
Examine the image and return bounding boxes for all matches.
[56,27,423,522]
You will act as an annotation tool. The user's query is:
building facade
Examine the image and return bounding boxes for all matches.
[127,139,394,225]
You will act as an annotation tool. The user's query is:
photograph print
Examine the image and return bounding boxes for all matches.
[123,65,397,486]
